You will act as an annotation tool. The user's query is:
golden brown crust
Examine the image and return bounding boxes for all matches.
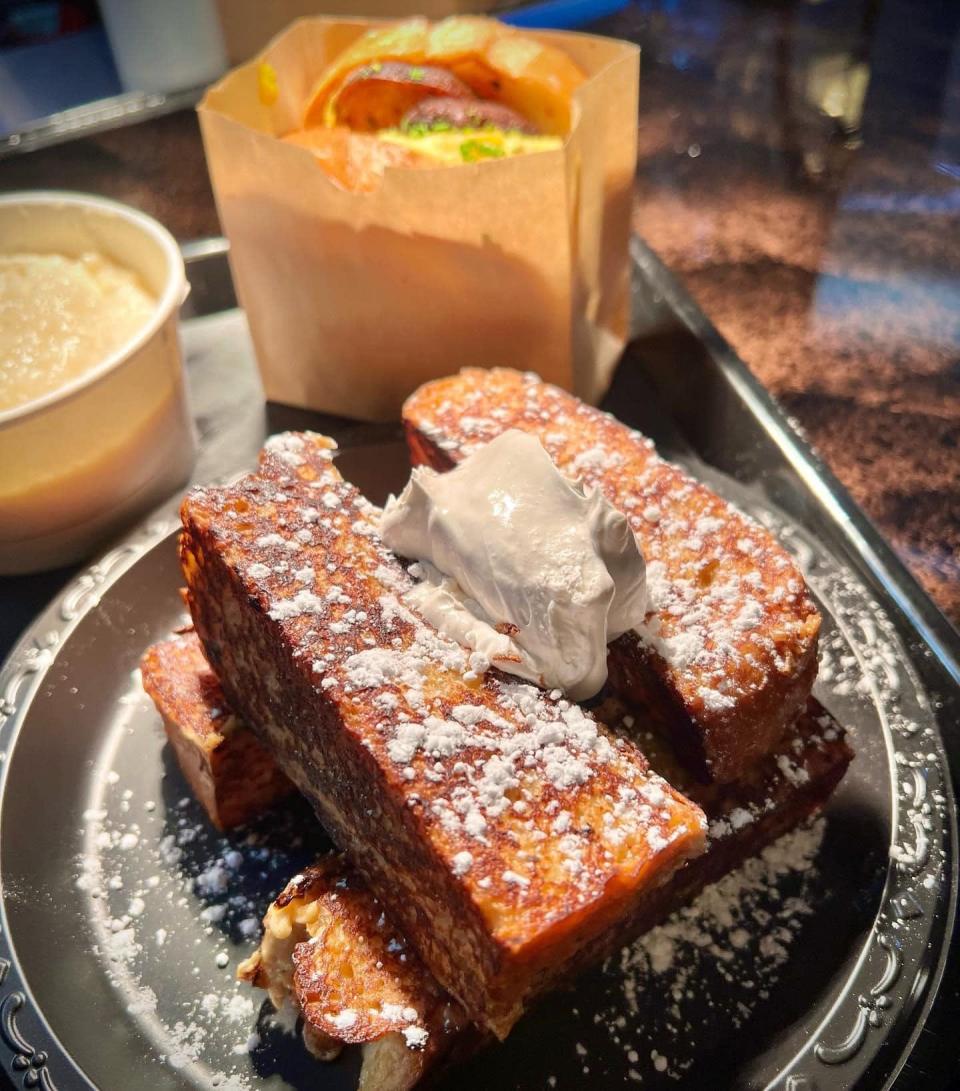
[140,635,294,830]
[634,697,853,923]
[289,860,465,1047]
[603,696,853,837]
[180,432,706,1036]
[244,861,483,1090]
[402,369,822,784]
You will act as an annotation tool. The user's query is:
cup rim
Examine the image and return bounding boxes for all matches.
[0,190,187,428]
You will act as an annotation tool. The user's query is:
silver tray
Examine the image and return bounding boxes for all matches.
[0,240,956,1090]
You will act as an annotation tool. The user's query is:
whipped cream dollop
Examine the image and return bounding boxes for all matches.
[380,430,647,700]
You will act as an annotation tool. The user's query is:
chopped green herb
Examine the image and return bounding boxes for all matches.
[460,139,506,162]
[401,119,454,136]
[408,66,425,81]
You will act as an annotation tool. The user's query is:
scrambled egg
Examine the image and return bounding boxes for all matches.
[377,126,562,164]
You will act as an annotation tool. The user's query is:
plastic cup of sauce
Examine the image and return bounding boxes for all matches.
[0,191,196,574]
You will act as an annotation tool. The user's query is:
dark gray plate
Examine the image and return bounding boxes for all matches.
[0,242,956,1091]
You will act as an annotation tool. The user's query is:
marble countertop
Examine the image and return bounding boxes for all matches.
[2,0,956,626]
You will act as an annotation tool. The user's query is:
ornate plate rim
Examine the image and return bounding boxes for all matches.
[0,483,956,1091]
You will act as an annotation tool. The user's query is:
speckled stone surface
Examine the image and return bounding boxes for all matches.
[2,0,956,625]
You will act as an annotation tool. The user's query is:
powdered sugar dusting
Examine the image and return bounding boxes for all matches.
[52,397,951,1090]
[546,820,828,1085]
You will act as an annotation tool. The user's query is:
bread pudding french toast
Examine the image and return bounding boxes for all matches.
[142,633,849,851]
[179,432,707,1037]
[238,859,480,1091]
[402,369,821,784]
[140,633,294,830]
[143,631,850,1087]
[238,708,850,1085]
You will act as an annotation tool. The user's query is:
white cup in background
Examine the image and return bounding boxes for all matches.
[0,192,196,575]
[99,0,227,95]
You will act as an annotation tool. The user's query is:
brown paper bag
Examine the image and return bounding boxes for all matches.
[198,18,639,420]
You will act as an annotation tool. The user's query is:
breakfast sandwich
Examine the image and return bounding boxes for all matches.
[282,15,585,185]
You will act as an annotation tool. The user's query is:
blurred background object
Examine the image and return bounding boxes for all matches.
[0,191,195,574]
[0,0,226,137]
[99,0,226,94]
[0,0,119,132]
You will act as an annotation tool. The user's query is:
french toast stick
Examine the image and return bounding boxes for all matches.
[140,633,293,829]
[179,432,707,1037]
[402,369,821,784]
[238,859,482,1091]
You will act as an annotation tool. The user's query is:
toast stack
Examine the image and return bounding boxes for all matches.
[142,632,850,1091]
[144,369,850,1086]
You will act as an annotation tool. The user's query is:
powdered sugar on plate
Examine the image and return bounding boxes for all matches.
[598,820,825,1082]
[75,656,845,1091]
[75,682,328,1088]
